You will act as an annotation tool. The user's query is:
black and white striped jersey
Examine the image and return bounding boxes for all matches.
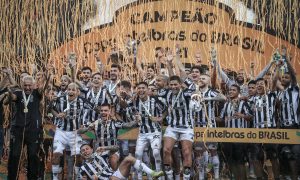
[247,96,256,128]
[85,87,113,122]
[278,85,300,127]
[85,87,112,106]
[94,119,123,148]
[253,92,277,128]
[131,96,165,134]
[115,97,136,123]
[190,88,219,128]
[57,90,67,98]
[104,80,120,97]
[53,96,93,131]
[248,96,256,110]
[217,65,249,96]
[161,78,196,128]
[220,100,252,128]
[79,151,113,180]
[157,88,169,105]
[145,78,156,86]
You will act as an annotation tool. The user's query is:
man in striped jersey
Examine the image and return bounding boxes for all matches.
[79,144,164,180]
[79,103,137,171]
[114,80,139,159]
[220,84,252,179]
[155,74,183,180]
[104,64,121,99]
[190,74,226,180]
[247,80,257,109]
[253,78,278,129]
[213,57,275,97]
[84,73,112,122]
[277,58,300,179]
[162,74,196,180]
[245,80,257,178]
[132,81,166,180]
[51,83,93,180]
[252,78,280,179]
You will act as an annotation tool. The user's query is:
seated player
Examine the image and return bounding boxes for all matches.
[79,144,164,180]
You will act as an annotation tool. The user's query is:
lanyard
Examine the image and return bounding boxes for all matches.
[140,97,152,117]
[91,88,102,104]
[171,90,182,109]
[148,78,156,85]
[108,80,120,94]
[57,90,67,97]
[64,95,70,112]
[22,91,32,113]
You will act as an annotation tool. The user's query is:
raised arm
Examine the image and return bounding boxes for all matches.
[203,92,227,102]
[96,145,119,153]
[166,51,175,77]
[0,68,17,89]
[121,120,138,128]
[155,48,164,74]
[255,61,275,80]
[211,64,217,89]
[210,47,234,87]
[210,47,217,89]
[4,68,17,87]
[135,57,146,81]
[285,55,297,86]
[273,65,284,91]
[215,62,235,87]
[95,55,105,75]
[174,45,187,79]
[3,88,17,105]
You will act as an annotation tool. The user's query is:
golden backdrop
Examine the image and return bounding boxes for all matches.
[1,0,299,81]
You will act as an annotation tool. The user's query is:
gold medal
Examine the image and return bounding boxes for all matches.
[24,107,28,113]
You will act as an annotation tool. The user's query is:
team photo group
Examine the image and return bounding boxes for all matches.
[0,45,299,180]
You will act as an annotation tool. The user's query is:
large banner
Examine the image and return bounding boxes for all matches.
[117,127,300,144]
[49,0,300,77]
[44,125,300,144]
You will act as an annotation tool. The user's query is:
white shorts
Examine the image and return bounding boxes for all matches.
[164,126,194,142]
[112,168,126,180]
[53,128,82,156]
[136,132,162,153]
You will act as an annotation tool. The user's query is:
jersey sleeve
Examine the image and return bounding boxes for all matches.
[183,78,196,97]
[242,101,253,116]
